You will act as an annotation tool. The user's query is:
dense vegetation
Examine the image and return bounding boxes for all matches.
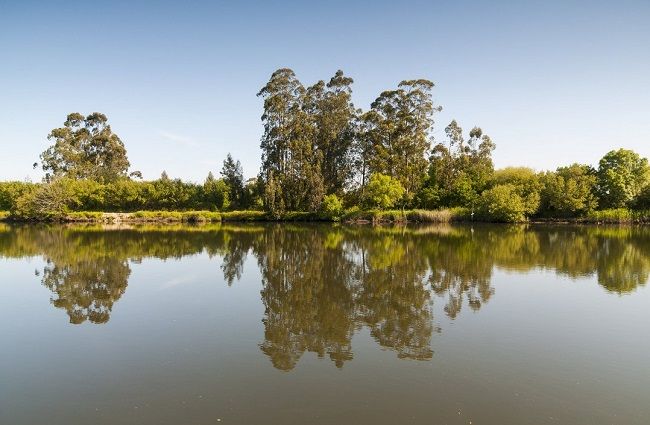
[1,68,649,222]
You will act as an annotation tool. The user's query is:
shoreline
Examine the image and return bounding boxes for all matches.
[1,209,649,225]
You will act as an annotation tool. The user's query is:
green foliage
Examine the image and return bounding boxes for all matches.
[364,173,405,210]
[103,179,148,211]
[39,112,137,182]
[65,211,105,221]
[539,164,597,217]
[597,149,650,208]
[203,172,230,211]
[12,180,69,220]
[423,120,495,208]
[307,70,357,195]
[0,181,36,211]
[360,80,441,200]
[221,154,244,209]
[581,209,650,224]
[478,184,537,222]
[131,211,221,222]
[320,194,344,220]
[406,209,453,223]
[258,68,325,213]
[633,185,650,210]
[221,210,268,221]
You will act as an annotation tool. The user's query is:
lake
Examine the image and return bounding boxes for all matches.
[1,223,649,424]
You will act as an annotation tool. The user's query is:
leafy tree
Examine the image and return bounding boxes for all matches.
[360,80,441,203]
[104,179,147,211]
[539,164,597,217]
[423,120,495,209]
[597,149,650,208]
[633,185,650,210]
[364,173,405,209]
[306,70,358,195]
[258,68,324,212]
[38,113,137,182]
[203,172,230,211]
[148,175,200,210]
[320,194,344,219]
[478,184,534,222]
[220,153,244,209]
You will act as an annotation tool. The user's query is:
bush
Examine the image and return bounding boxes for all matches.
[0,181,36,211]
[364,173,405,210]
[12,181,69,220]
[320,194,344,220]
[478,184,531,222]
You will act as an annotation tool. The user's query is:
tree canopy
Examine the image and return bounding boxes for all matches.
[39,112,137,183]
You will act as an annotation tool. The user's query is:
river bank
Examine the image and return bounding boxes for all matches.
[1,208,649,224]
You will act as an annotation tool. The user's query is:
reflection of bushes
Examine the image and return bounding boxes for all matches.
[0,222,648,364]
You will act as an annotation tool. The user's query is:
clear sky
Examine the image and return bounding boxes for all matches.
[1,0,649,182]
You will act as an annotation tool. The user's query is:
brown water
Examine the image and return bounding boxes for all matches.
[1,223,649,424]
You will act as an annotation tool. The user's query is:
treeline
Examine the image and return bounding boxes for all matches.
[0,169,258,216]
[1,69,650,222]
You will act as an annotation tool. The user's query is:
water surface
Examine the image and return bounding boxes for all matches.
[1,223,649,424]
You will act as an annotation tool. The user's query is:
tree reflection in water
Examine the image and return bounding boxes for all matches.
[0,223,648,368]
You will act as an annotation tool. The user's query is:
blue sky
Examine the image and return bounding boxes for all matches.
[1,0,649,181]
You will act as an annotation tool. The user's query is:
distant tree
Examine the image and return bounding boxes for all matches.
[597,149,650,208]
[539,164,597,217]
[306,70,358,195]
[489,167,541,217]
[38,113,137,182]
[478,184,536,223]
[364,173,405,209]
[258,68,324,212]
[220,153,244,209]
[361,80,441,204]
[422,120,495,209]
[203,171,229,211]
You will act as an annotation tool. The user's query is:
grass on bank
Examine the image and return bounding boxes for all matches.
[4,207,650,224]
[582,209,650,224]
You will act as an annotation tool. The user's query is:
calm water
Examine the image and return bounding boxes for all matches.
[1,223,649,425]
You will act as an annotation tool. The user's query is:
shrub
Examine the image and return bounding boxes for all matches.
[478,184,531,222]
[0,181,36,211]
[12,181,69,220]
[364,173,405,209]
[320,194,344,220]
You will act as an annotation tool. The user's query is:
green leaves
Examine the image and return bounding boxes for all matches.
[597,149,650,208]
[364,173,405,209]
[39,112,133,183]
